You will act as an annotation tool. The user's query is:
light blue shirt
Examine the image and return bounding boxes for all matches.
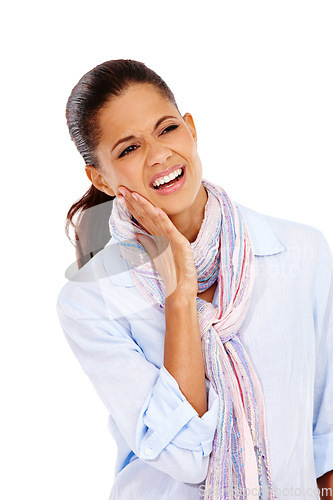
[56,203,333,499]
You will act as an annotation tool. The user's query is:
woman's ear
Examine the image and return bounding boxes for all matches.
[85,165,115,197]
[183,112,197,146]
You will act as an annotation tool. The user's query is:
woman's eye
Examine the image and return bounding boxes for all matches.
[161,124,179,135]
[117,126,178,158]
[118,144,138,158]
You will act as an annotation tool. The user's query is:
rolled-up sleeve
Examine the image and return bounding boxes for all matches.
[312,233,333,479]
[56,278,219,484]
[139,365,219,459]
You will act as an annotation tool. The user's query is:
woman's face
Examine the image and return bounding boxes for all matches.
[86,83,205,216]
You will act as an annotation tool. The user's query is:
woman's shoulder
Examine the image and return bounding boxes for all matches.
[236,202,329,261]
[57,239,129,301]
[56,239,154,324]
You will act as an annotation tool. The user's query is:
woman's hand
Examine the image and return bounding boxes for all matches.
[117,186,198,299]
[117,188,207,417]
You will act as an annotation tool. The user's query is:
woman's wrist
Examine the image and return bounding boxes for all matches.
[165,283,198,305]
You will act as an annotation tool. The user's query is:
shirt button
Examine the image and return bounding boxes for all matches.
[145,447,152,455]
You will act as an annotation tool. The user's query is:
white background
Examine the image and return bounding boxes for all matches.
[1,1,332,499]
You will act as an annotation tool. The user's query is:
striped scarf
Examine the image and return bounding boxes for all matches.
[109,178,276,499]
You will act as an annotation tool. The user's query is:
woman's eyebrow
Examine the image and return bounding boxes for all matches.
[111,115,178,152]
[154,115,177,130]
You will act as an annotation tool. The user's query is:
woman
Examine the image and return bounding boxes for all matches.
[56,59,333,499]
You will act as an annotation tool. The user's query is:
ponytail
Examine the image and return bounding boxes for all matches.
[65,185,115,269]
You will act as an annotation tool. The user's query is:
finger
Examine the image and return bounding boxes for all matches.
[118,189,152,222]
[129,196,183,255]
[118,195,156,235]
[118,188,155,218]
[127,192,174,239]
[129,192,161,228]
[153,206,186,248]
[119,188,184,249]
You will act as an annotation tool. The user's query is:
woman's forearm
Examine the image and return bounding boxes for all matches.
[164,289,207,418]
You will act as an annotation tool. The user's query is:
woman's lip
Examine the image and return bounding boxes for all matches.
[150,166,186,195]
[149,164,185,187]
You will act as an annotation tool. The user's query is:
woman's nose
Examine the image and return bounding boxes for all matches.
[145,141,172,166]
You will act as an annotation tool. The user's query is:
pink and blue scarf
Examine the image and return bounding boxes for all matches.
[109,178,276,499]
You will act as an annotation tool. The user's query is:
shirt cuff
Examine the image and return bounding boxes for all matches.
[137,365,219,460]
[314,433,333,478]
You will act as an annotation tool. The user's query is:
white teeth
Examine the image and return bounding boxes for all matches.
[153,168,183,188]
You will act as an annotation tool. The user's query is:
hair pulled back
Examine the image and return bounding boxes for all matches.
[65,59,179,268]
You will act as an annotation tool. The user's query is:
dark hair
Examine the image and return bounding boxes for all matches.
[65,59,179,269]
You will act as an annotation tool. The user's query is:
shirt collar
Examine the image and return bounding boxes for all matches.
[105,202,285,286]
[236,203,285,256]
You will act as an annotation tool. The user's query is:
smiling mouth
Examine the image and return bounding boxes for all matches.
[152,167,185,190]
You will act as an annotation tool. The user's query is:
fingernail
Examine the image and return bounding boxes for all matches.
[132,193,139,201]
[119,187,126,196]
